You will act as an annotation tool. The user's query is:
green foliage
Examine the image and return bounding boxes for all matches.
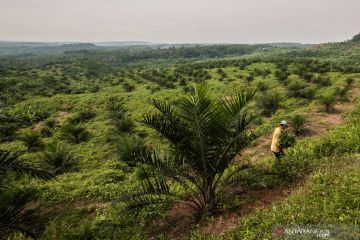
[0,122,21,142]
[60,123,90,143]
[116,117,135,133]
[286,78,307,98]
[312,74,332,86]
[118,85,256,218]
[298,86,316,100]
[0,150,53,238]
[7,104,51,123]
[20,131,43,152]
[257,91,283,116]
[69,110,95,124]
[117,135,145,166]
[256,81,268,92]
[212,156,360,240]
[278,131,296,149]
[123,82,135,92]
[107,96,126,120]
[290,114,308,135]
[334,86,350,101]
[318,93,337,112]
[345,76,354,87]
[43,141,78,175]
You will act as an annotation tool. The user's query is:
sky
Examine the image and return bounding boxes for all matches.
[0,0,359,44]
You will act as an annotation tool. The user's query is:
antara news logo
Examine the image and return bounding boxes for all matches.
[272,225,331,239]
[271,224,360,239]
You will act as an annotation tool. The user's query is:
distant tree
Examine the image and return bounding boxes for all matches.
[257,91,283,116]
[318,93,337,113]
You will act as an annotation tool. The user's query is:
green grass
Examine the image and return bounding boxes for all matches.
[1,51,360,239]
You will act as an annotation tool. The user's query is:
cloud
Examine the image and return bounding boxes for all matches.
[0,0,359,43]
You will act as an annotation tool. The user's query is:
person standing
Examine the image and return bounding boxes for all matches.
[271,120,288,159]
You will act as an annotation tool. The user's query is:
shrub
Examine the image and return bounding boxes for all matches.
[117,135,144,166]
[318,93,337,113]
[256,81,268,92]
[0,122,21,142]
[290,114,308,135]
[257,91,283,116]
[116,117,135,133]
[45,119,56,128]
[60,123,90,143]
[345,77,354,87]
[279,131,296,149]
[298,87,316,100]
[334,86,349,101]
[245,73,254,82]
[40,125,52,137]
[70,110,95,124]
[42,141,78,175]
[286,79,306,97]
[312,74,332,86]
[20,131,43,151]
[107,96,126,120]
[274,69,289,82]
[123,82,135,92]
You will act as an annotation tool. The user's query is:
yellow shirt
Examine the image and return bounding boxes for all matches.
[271,127,282,152]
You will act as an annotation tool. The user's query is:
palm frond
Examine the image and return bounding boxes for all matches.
[0,150,54,182]
[142,112,188,148]
[216,163,256,194]
[0,191,38,239]
[222,90,256,128]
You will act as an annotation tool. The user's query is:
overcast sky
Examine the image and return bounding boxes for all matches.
[0,0,359,43]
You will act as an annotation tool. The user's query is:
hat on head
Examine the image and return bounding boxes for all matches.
[280,120,288,126]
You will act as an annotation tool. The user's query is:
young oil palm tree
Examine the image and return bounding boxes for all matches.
[0,150,53,238]
[119,85,256,218]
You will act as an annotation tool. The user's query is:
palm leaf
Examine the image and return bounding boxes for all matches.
[0,191,38,239]
[0,151,54,184]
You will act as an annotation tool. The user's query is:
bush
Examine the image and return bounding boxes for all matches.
[290,114,308,135]
[256,81,268,92]
[318,93,337,113]
[70,110,95,124]
[60,123,90,143]
[42,141,78,175]
[117,135,144,166]
[345,77,354,87]
[312,74,332,86]
[279,131,296,149]
[0,122,21,142]
[123,82,135,92]
[274,69,289,82]
[20,131,43,151]
[334,86,349,101]
[116,117,135,133]
[298,87,316,100]
[40,125,52,137]
[286,79,307,97]
[107,97,126,120]
[257,91,283,116]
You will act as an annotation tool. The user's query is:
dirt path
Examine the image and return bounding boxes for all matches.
[239,87,360,163]
[146,184,299,239]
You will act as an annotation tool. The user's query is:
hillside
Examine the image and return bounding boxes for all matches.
[1,35,360,239]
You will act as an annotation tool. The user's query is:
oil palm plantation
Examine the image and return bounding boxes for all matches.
[119,85,256,218]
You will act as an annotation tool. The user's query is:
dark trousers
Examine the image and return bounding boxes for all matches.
[273,150,284,159]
